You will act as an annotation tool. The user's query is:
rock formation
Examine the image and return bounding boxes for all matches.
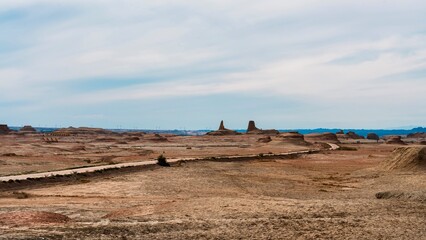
[407,132,426,138]
[218,120,226,131]
[0,124,11,134]
[276,132,310,145]
[367,133,380,141]
[53,127,114,135]
[381,146,426,171]
[385,136,406,145]
[246,120,279,135]
[247,120,259,132]
[146,133,168,142]
[304,132,340,143]
[19,125,37,133]
[206,121,240,136]
[257,136,272,143]
[345,131,364,139]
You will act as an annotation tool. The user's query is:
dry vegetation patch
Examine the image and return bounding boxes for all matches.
[0,211,70,226]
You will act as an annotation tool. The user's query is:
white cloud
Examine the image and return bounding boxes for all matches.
[0,0,425,127]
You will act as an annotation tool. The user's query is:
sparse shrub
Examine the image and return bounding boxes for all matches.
[338,146,358,151]
[258,153,264,157]
[157,154,170,167]
[100,156,115,164]
[13,191,30,199]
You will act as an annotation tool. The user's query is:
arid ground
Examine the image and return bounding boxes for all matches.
[0,132,425,239]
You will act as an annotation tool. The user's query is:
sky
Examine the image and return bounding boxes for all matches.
[0,0,425,130]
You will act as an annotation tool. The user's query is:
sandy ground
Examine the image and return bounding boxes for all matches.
[0,133,308,177]
[0,137,425,239]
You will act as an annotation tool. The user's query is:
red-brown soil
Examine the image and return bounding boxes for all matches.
[0,133,425,239]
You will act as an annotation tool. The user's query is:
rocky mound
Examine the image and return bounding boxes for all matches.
[376,190,426,202]
[381,146,426,171]
[407,132,426,138]
[145,133,168,142]
[257,136,272,143]
[207,121,240,136]
[19,125,37,132]
[367,133,380,141]
[246,120,279,135]
[345,131,364,139]
[385,136,406,145]
[276,132,310,145]
[0,124,11,134]
[304,132,340,143]
[0,211,70,226]
[53,127,114,135]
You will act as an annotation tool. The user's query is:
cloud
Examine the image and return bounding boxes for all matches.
[0,1,425,128]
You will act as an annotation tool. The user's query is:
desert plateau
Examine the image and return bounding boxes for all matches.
[0,123,425,239]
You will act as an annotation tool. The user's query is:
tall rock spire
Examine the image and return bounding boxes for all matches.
[247,120,259,133]
[219,120,226,130]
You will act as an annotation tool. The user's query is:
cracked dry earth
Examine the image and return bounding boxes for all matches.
[0,144,425,239]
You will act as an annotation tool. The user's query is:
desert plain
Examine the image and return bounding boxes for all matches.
[0,127,425,239]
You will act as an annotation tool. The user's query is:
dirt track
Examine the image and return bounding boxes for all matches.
[0,149,318,182]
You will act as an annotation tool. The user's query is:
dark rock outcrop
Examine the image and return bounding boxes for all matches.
[19,125,37,133]
[305,132,340,143]
[276,132,310,145]
[246,120,279,135]
[385,136,406,145]
[345,131,364,139]
[53,127,114,135]
[257,136,272,143]
[247,120,259,132]
[407,132,426,138]
[0,124,11,134]
[146,133,168,142]
[218,120,226,131]
[206,121,240,136]
[367,133,380,141]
